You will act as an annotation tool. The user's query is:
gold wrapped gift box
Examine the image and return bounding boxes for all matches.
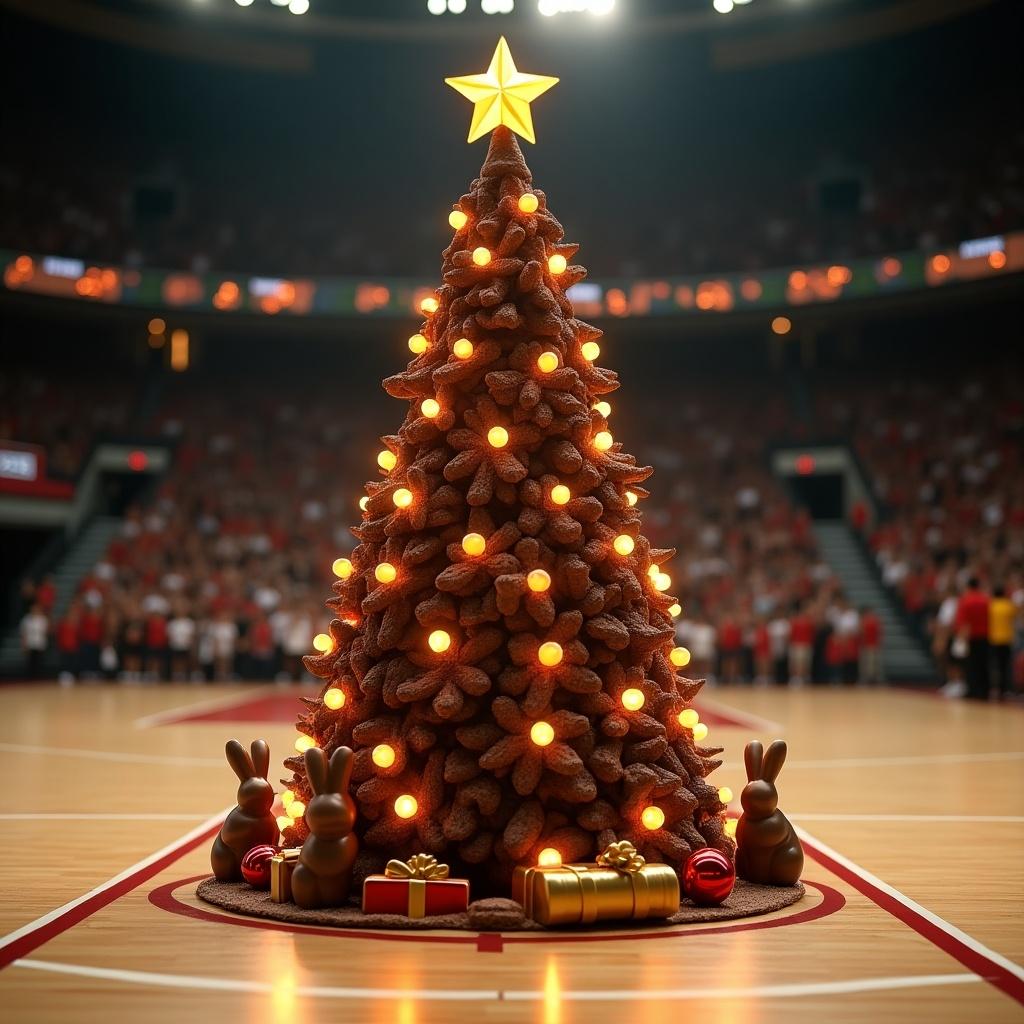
[511,841,680,926]
[270,848,301,903]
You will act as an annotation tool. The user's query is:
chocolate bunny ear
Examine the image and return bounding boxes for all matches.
[744,740,764,782]
[304,746,328,795]
[327,746,353,796]
[761,740,787,783]
[250,739,270,780]
[225,739,255,781]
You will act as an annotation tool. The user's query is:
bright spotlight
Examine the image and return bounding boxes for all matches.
[234,0,254,6]
[427,0,446,11]
[713,0,734,11]
[447,0,467,10]
[538,0,557,13]
[288,0,309,12]
[590,0,614,12]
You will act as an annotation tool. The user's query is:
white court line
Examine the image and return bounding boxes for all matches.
[722,750,1024,771]
[132,687,303,729]
[695,695,783,733]
[0,809,230,958]
[793,813,1024,824]
[0,741,221,767]
[0,813,221,822]
[796,826,1024,986]
[10,958,982,1002]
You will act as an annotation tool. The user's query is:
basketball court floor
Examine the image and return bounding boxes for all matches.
[0,682,1020,1022]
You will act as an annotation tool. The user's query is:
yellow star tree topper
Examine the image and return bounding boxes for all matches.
[445,37,559,145]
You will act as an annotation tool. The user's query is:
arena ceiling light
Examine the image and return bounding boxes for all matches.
[538,0,615,16]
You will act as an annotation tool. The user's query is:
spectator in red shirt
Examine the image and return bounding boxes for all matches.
[144,611,168,680]
[718,615,744,684]
[36,576,57,615]
[789,606,815,685]
[859,606,883,685]
[56,603,81,684]
[78,606,104,679]
[955,577,991,700]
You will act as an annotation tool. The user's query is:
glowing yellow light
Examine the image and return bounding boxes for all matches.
[453,338,474,359]
[519,193,539,214]
[530,721,555,746]
[641,806,665,830]
[323,687,345,710]
[771,316,792,336]
[312,633,334,654]
[359,496,370,512]
[621,688,645,711]
[678,709,699,729]
[449,210,468,230]
[333,558,354,579]
[472,246,492,267]
[288,800,306,819]
[537,847,561,866]
[593,400,611,417]
[654,573,672,592]
[419,398,441,420]
[625,490,638,506]
[647,565,659,579]
[281,789,295,807]
[294,735,315,753]
[537,351,559,373]
[428,629,452,653]
[670,646,691,667]
[462,532,486,556]
[581,341,600,361]
[487,426,509,448]
[372,744,397,768]
[394,794,418,819]
[527,568,551,592]
[408,333,428,354]
[724,818,738,838]
[718,787,733,803]
[693,723,709,742]
[148,317,165,335]
[668,602,682,617]
[276,815,292,832]
[550,484,570,506]
[613,534,635,556]
[375,562,397,584]
[421,296,439,315]
[393,488,414,509]
[594,431,613,452]
[538,641,563,667]
[378,449,397,471]
[548,254,567,275]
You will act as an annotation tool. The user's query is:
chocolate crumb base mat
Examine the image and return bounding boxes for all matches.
[196,878,804,931]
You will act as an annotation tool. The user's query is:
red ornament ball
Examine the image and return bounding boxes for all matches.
[241,844,279,889]
[682,848,735,906]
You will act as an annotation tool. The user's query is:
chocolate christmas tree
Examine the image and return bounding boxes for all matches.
[281,40,732,895]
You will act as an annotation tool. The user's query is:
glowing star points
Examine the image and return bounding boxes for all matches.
[445,37,559,145]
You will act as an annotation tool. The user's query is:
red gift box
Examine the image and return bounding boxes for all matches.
[362,854,469,918]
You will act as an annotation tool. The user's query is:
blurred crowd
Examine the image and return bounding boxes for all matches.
[812,363,1024,697]
[19,371,1010,692]
[2,125,1021,280]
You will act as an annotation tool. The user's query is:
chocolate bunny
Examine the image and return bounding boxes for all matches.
[291,746,359,909]
[735,739,804,886]
[211,739,279,881]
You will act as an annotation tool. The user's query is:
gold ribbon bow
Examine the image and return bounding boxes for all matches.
[384,853,450,881]
[597,840,646,873]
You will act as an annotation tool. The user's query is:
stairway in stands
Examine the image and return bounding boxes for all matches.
[0,516,122,676]
[812,520,934,681]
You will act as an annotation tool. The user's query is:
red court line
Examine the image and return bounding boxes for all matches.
[0,819,222,972]
[150,875,843,952]
[801,834,1024,1007]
